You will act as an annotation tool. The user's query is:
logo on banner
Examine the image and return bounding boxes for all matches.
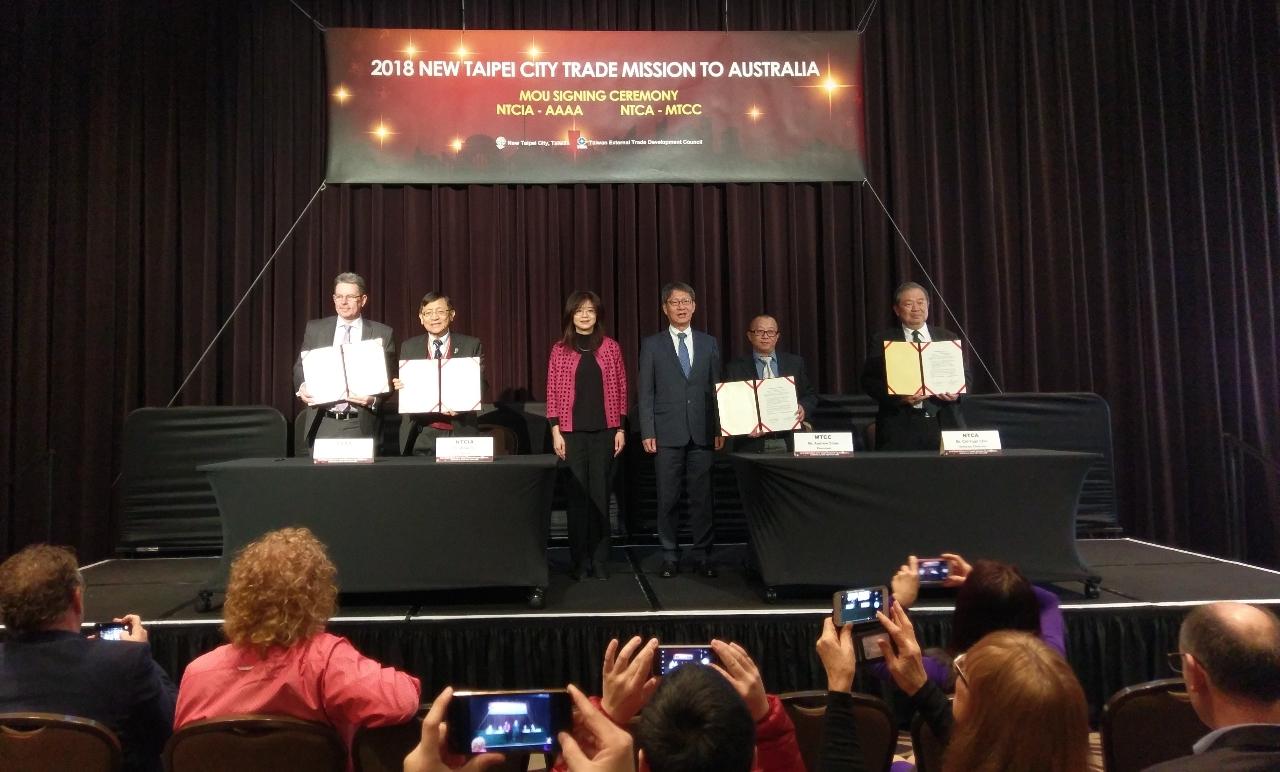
[495,136,507,149]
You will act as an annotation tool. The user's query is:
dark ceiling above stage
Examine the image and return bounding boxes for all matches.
[1,0,1276,567]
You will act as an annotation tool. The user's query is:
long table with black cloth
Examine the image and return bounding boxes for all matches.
[200,456,557,598]
[730,449,1100,594]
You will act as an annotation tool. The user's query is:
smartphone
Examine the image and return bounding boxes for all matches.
[94,622,130,641]
[654,645,719,677]
[917,558,951,586]
[832,586,887,628]
[445,689,571,756]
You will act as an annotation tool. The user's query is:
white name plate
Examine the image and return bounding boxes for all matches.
[940,430,1002,455]
[793,432,855,457]
[436,436,495,463]
[312,437,376,464]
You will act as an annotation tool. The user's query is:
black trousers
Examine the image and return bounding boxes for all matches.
[563,429,617,569]
[654,441,715,562]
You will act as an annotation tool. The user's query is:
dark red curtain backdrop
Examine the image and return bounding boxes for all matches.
[1,1,1277,564]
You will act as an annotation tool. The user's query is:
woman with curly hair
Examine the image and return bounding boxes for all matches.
[174,528,419,756]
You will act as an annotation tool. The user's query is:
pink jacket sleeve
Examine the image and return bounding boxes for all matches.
[318,637,421,731]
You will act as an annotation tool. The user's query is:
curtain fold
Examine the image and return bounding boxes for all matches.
[1,0,1276,564]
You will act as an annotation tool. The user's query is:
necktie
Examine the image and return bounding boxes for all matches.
[677,332,692,378]
[433,339,443,359]
[911,330,924,411]
[335,325,353,413]
[759,357,773,379]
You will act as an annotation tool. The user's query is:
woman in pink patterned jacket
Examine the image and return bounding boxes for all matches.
[546,291,628,581]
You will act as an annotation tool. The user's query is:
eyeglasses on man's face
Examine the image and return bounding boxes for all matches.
[665,298,694,307]
[1167,651,1185,674]
[749,329,779,338]
[333,294,365,302]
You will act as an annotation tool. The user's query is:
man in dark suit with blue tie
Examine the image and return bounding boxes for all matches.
[639,282,725,579]
[0,544,177,772]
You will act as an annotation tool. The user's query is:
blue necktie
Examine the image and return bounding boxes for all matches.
[759,357,774,379]
[433,339,443,359]
[677,332,692,378]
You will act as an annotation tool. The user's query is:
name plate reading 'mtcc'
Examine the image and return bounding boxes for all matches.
[435,436,495,463]
[940,430,1002,456]
[793,432,855,457]
[312,437,376,464]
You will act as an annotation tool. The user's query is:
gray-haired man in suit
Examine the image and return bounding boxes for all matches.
[639,282,725,579]
[292,272,395,452]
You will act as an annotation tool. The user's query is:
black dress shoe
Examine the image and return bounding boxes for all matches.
[697,561,718,578]
[569,564,587,582]
[660,561,679,578]
[593,564,610,580]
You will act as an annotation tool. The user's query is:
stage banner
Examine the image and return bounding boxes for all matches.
[324,29,865,184]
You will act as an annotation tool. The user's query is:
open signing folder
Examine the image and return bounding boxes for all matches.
[884,339,966,397]
[715,377,803,436]
[397,357,482,414]
[300,338,390,404]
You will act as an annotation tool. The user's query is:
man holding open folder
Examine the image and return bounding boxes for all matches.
[860,282,967,451]
[292,272,396,453]
[724,314,818,453]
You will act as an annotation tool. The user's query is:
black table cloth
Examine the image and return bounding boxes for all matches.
[729,450,1099,590]
[201,456,557,593]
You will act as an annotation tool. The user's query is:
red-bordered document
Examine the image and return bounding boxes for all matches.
[716,376,802,436]
[884,340,966,397]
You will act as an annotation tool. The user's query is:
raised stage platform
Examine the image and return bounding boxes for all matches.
[75,538,1280,720]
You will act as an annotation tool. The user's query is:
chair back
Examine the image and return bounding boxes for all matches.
[910,710,946,772]
[353,714,532,772]
[778,690,896,772]
[478,424,519,456]
[0,712,122,772]
[1101,678,1208,772]
[164,715,346,772]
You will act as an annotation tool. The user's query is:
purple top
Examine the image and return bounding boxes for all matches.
[876,585,1065,687]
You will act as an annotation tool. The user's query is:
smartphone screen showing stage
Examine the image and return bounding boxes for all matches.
[465,694,557,753]
[838,588,884,625]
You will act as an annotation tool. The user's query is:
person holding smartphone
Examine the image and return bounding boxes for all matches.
[884,552,1065,690]
[0,544,176,772]
[546,291,628,581]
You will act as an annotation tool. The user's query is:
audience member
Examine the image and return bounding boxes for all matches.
[1146,602,1280,770]
[0,544,176,772]
[403,684,634,772]
[813,617,868,772]
[876,605,1089,772]
[886,552,1063,689]
[556,635,804,772]
[174,527,419,761]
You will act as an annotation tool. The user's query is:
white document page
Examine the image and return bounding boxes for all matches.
[439,357,483,412]
[396,359,441,414]
[341,337,391,396]
[921,340,966,395]
[756,376,801,433]
[716,380,762,436]
[301,346,348,405]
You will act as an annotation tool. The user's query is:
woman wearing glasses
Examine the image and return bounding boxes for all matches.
[545,291,628,580]
[815,608,1089,772]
